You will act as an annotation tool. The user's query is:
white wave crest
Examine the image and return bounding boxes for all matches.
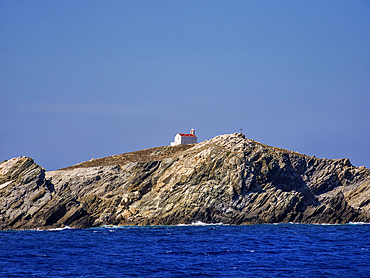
[48,226,73,231]
[177,221,226,226]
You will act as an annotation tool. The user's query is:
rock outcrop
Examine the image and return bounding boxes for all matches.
[1,133,370,230]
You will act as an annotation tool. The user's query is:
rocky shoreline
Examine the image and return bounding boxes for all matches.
[1,133,370,230]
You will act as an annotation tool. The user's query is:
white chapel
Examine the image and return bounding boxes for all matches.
[170,128,197,146]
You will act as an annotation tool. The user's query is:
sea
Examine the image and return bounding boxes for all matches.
[1,223,369,277]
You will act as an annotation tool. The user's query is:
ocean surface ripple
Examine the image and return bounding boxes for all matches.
[1,224,370,277]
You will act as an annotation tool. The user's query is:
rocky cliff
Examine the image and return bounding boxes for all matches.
[1,133,370,230]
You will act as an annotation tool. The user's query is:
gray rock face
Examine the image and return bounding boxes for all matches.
[1,133,370,230]
[0,157,52,229]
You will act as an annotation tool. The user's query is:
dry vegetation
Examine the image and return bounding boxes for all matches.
[60,144,194,170]
[256,142,309,158]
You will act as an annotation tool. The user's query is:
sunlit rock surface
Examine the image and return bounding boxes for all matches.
[1,133,370,230]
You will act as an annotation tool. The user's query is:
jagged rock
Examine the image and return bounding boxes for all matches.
[0,157,52,229]
[1,133,370,230]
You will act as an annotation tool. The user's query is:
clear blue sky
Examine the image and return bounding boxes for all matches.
[1,1,369,170]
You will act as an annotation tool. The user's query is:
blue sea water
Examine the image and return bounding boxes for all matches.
[1,223,370,277]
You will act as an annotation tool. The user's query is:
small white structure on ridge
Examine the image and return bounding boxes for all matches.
[170,128,197,146]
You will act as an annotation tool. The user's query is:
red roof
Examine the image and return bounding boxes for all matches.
[178,133,196,137]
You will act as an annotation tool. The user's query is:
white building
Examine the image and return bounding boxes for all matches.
[170,128,197,146]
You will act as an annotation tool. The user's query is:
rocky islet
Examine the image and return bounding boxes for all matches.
[1,133,370,230]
